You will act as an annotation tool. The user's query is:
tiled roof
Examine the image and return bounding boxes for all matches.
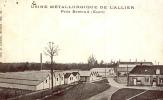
[129,65,163,75]
[0,71,50,86]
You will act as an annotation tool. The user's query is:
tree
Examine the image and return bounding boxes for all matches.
[88,55,98,67]
[100,60,104,65]
[44,42,59,90]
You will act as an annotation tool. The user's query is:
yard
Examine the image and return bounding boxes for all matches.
[111,88,163,100]
[0,87,32,99]
[46,79,110,100]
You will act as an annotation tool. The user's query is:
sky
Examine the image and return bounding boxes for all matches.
[1,0,163,64]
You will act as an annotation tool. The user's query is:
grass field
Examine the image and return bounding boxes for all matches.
[132,90,163,100]
[111,88,145,100]
[0,87,31,99]
[46,79,110,100]
[111,88,163,100]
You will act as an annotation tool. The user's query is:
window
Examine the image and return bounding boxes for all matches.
[46,80,47,83]
[156,69,160,75]
[159,78,163,84]
[145,77,149,82]
[57,78,58,81]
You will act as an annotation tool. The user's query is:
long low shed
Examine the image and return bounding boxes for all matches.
[0,71,51,91]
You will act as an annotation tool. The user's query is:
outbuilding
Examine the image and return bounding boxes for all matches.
[64,73,75,84]
[72,72,80,82]
[0,71,51,91]
[53,71,65,86]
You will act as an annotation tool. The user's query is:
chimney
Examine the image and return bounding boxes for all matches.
[40,53,42,70]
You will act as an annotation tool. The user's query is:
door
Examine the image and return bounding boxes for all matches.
[133,78,137,85]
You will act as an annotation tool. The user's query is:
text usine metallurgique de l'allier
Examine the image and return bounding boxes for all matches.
[31,1,135,9]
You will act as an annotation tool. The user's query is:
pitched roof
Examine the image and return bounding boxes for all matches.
[129,65,163,75]
[0,71,50,86]
[54,71,64,77]
[72,72,79,76]
[64,73,72,78]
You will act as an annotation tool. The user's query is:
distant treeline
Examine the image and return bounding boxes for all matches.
[0,62,117,72]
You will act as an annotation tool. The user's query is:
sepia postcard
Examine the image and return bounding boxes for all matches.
[0,0,163,100]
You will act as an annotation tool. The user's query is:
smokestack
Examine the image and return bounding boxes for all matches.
[40,53,42,70]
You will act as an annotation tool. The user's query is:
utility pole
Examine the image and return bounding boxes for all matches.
[127,64,129,86]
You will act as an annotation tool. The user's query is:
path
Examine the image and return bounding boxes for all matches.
[107,78,125,88]
[86,78,125,100]
[87,78,163,100]
[107,78,163,91]
[86,86,119,100]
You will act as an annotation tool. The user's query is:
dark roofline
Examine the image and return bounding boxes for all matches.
[72,72,79,76]
[118,61,153,65]
[129,65,163,75]
[64,73,72,78]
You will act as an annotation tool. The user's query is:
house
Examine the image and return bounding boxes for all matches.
[79,70,99,82]
[72,72,80,82]
[53,71,64,86]
[128,65,163,86]
[64,73,75,84]
[0,71,51,91]
[116,61,153,76]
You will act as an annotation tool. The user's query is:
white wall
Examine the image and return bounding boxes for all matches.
[36,76,51,90]
[90,68,115,76]
[67,74,75,84]
[54,74,64,86]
